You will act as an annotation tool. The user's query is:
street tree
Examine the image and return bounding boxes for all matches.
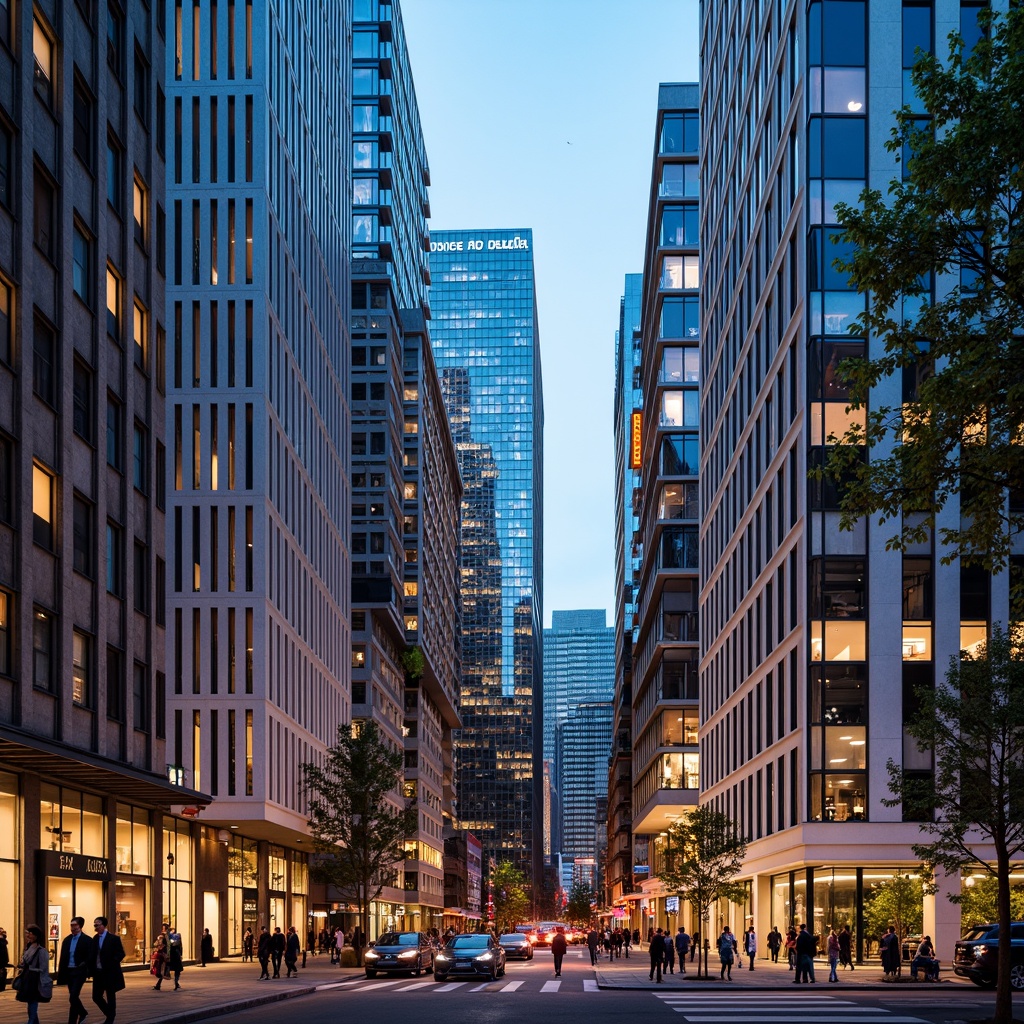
[301,721,417,958]
[565,881,596,929]
[957,874,1024,929]
[659,807,748,978]
[886,626,1024,1021]
[490,861,531,935]
[824,8,1024,616]
[862,872,924,972]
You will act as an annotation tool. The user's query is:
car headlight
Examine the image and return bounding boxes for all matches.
[474,952,494,962]
[975,946,988,958]
[364,950,379,960]
[435,953,449,963]
[398,950,418,959]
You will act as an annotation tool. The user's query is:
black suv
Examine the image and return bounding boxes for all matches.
[953,922,1024,990]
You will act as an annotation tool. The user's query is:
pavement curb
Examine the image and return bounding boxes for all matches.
[118,981,323,1024]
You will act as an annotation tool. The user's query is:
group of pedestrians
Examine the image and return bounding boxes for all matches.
[10,915,126,1024]
[255,925,303,979]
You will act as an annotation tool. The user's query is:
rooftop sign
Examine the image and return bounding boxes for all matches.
[429,235,530,253]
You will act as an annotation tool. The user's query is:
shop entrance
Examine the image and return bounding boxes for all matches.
[204,891,221,959]
[43,876,105,971]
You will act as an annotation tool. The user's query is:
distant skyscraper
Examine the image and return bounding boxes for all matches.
[430,229,544,891]
[166,0,351,949]
[543,609,614,874]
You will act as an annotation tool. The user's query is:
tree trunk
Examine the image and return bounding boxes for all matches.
[994,844,1013,1024]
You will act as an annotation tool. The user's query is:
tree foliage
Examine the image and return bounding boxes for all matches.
[301,721,417,952]
[826,8,1024,615]
[659,807,748,978]
[490,861,531,935]
[957,874,1024,928]
[887,626,1024,1020]
[862,873,924,953]
[565,881,595,928]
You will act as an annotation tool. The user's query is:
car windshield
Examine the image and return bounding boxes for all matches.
[449,934,490,949]
[377,933,419,945]
[961,927,995,941]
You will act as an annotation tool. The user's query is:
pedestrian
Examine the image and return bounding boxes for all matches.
[690,929,699,962]
[838,925,853,970]
[613,927,623,959]
[333,927,344,965]
[150,930,169,990]
[306,927,316,964]
[717,926,737,980]
[270,926,286,978]
[767,926,782,963]
[622,927,632,959]
[91,915,126,1023]
[912,935,939,981]
[243,927,254,962]
[167,925,184,989]
[551,926,567,977]
[675,927,690,973]
[794,922,816,984]
[827,929,840,982]
[632,928,640,947]
[745,925,757,970]
[58,915,95,1021]
[785,927,797,970]
[649,927,667,983]
[15,924,51,1024]
[257,926,271,979]
[879,925,898,978]
[285,926,300,977]
[586,927,599,966]
[200,928,214,966]
[663,928,675,974]
[0,926,9,992]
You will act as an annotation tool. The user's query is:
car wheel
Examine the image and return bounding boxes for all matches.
[365,969,377,979]
[435,972,447,983]
[498,961,506,978]
[1009,963,1024,991]
[413,961,422,977]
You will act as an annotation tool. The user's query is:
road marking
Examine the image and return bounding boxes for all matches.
[432,982,466,992]
[394,981,437,992]
[468,982,490,991]
[348,978,405,989]
[499,980,525,992]
[675,1018,928,1024]
[540,980,561,992]
[583,979,599,992]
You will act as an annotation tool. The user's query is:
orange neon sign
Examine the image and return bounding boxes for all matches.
[630,412,642,469]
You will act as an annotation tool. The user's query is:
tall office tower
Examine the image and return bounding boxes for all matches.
[607,273,643,908]
[543,609,614,887]
[0,0,209,957]
[166,0,351,950]
[555,700,614,895]
[700,1,1008,959]
[430,229,545,893]
[627,84,702,930]
[349,0,462,937]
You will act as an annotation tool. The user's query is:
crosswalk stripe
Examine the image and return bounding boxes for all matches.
[468,982,490,992]
[675,1018,928,1023]
[583,979,599,992]
[500,981,525,992]
[540,980,561,992]
[394,981,436,992]
[432,982,466,992]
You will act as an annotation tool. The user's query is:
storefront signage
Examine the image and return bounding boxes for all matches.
[38,850,111,880]
[630,411,643,468]
[429,235,530,253]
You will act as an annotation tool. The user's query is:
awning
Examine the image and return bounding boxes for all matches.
[0,725,210,809]
[614,892,647,904]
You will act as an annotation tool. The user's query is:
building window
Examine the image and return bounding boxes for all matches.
[0,434,12,524]
[73,631,92,706]
[73,360,94,442]
[133,177,147,248]
[33,609,54,691]
[107,135,122,212]
[107,398,122,469]
[0,590,10,676]
[33,318,56,406]
[0,126,10,212]
[73,225,91,302]
[32,464,54,548]
[33,167,55,259]
[133,662,150,732]
[133,44,148,123]
[0,278,10,363]
[133,298,147,370]
[107,3,124,75]
[73,74,93,166]
[106,267,121,340]
[106,522,122,596]
[107,646,125,721]
[133,422,147,492]
[73,495,93,576]
[133,541,147,612]
[33,18,54,105]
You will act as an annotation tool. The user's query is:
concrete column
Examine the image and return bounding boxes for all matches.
[922,865,961,963]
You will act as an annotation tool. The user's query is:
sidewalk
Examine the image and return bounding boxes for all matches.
[0,955,363,1024]
[593,949,975,990]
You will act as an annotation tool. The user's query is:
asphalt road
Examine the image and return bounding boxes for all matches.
[212,948,1003,1024]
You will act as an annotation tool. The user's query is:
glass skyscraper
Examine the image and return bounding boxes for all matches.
[429,229,544,891]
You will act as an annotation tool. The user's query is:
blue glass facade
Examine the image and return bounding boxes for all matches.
[429,229,544,887]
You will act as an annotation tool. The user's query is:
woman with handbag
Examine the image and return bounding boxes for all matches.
[151,931,169,990]
[14,924,52,1024]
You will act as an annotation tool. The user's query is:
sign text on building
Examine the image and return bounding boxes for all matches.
[630,412,643,469]
[429,235,530,253]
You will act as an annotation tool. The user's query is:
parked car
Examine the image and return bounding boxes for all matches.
[953,922,1024,990]
[499,932,534,960]
[434,932,507,981]
[362,931,435,978]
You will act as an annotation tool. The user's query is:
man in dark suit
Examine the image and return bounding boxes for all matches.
[58,916,94,1024]
[269,926,286,978]
[91,916,126,1023]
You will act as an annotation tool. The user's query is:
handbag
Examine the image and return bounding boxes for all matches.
[38,971,53,1002]
[11,972,21,991]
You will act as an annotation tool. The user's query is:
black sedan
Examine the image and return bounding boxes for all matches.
[499,932,534,960]
[434,933,507,981]
[362,931,435,978]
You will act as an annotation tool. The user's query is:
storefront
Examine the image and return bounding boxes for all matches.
[163,820,195,959]
[0,772,18,946]
[115,804,153,964]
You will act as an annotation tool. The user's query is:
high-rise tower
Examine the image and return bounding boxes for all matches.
[429,229,544,894]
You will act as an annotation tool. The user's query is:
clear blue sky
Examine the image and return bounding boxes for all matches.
[401,0,699,626]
